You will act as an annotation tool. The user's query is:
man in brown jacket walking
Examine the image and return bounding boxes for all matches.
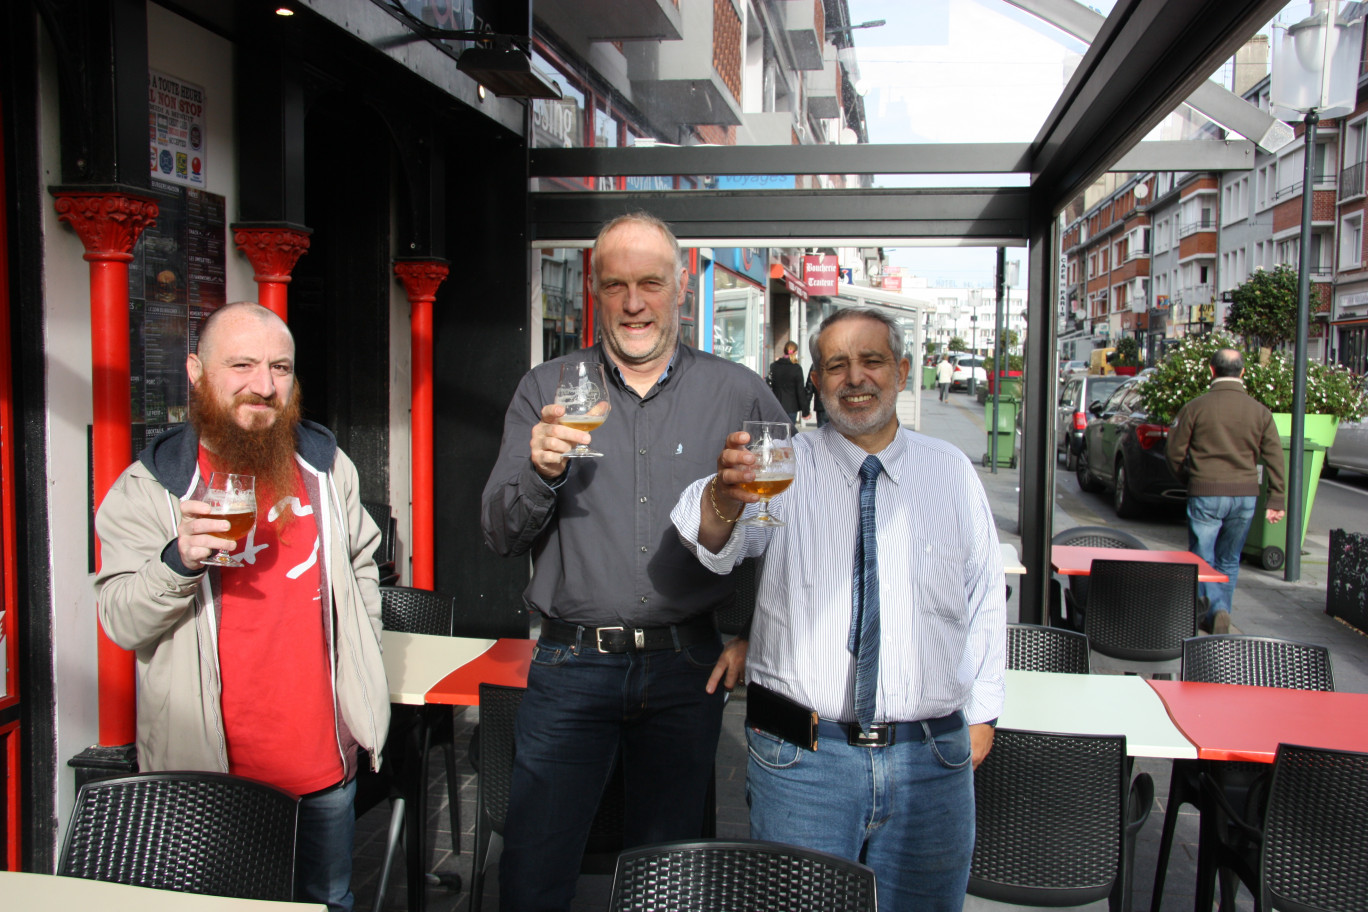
[1166,348,1285,633]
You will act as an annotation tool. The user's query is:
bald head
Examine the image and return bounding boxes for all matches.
[1211,348,1244,378]
[197,301,292,360]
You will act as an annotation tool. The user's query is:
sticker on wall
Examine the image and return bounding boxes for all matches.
[149,69,207,187]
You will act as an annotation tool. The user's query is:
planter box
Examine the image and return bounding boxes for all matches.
[1113,366,1138,376]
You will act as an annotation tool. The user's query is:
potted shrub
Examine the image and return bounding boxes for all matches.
[1138,331,1368,569]
[1111,336,1141,375]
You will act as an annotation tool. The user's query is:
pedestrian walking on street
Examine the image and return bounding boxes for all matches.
[935,354,955,402]
[1166,347,1286,634]
[769,340,810,430]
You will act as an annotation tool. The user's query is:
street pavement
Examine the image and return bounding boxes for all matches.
[352,385,1368,912]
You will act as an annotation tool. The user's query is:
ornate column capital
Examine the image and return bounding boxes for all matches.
[231,221,313,283]
[49,186,159,262]
[394,257,451,303]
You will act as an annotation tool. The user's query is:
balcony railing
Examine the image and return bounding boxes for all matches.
[1177,217,1216,238]
[1341,161,1366,198]
[1274,170,1334,200]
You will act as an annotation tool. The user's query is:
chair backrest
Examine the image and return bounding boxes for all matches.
[1051,525,1148,549]
[1260,744,1368,912]
[715,557,757,636]
[1182,635,1335,691]
[1084,559,1197,661]
[969,729,1127,908]
[1006,623,1090,673]
[59,771,298,901]
[453,598,531,640]
[381,585,454,636]
[609,839,877,912]
[361,500,396,564]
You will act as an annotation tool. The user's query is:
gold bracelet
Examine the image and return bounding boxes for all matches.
[709,474,743,524]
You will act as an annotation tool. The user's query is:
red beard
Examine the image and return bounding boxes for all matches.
[189,381,303,512]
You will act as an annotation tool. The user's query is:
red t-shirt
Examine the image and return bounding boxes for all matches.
[202,450,344,795]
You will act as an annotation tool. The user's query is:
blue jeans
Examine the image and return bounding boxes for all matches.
[296,777,356,912]
[746,716,975,912]
[1187,494,1257,621]
[499,634,726,911]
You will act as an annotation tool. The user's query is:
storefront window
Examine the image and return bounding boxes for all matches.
[542,248,585,360]
[531,53,586,151]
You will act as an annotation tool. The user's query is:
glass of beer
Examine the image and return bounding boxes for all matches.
[738,421,795,526]
[205,472,256,567]
[556,361,612,458]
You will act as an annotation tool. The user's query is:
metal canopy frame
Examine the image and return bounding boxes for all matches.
[526,0,1290,624]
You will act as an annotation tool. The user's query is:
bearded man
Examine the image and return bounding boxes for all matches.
[95,301,389,912]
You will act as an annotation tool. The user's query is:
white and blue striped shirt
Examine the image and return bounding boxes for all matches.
[672,424,1006,726]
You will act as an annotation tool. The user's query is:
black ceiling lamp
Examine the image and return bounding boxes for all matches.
[383,3,561,100]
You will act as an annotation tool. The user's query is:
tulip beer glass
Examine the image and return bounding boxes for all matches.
[739,421,795,526]
[556,361,612,458]
[206,472,256,567]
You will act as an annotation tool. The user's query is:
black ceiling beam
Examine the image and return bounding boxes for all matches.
[1028,0,1286,211]
[530,187,1030,244]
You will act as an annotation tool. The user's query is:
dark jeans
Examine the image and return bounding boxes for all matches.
[296,777,356,912]
[498,633,726,911]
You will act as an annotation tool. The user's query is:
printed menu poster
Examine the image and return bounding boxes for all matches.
[149,69,207,188]
[128,179,227,456]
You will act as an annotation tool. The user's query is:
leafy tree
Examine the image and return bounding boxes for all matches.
[1225,265,1298,362]
[1000,329,1020,353]
[947,335,968,353]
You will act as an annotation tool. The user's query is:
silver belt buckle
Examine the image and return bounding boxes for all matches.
[633,628,646,650]
[595,626,625,652]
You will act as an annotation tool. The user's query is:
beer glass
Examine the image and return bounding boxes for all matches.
[738,421,795,526]
[556,361,612,458]
[206,472,256,567]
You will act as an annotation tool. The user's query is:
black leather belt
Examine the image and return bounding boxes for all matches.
[816,714,963,748]
[540,615,715,654]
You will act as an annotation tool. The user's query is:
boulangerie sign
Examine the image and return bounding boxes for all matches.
[803,255,840,295]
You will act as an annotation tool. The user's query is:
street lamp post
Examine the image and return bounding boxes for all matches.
[1270,2,1363,582]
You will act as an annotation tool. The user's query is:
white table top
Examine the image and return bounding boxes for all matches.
[999,542,1026,575]
[0,871,324,911]
[381,630,494,705]
[998,669,1197,759]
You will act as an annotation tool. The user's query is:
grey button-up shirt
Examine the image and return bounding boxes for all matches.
[481,342,788,627]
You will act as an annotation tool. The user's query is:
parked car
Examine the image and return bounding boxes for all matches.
[1056,372,1128,470]
[1323,415,1368,477]
[1322,376,1368,478]
[1074,376,1187,518]
[950,354,987,390]
[1057,359,1087,385]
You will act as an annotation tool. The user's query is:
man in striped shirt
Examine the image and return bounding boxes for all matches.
[673,307,1006,912]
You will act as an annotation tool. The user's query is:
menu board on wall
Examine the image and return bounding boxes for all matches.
[128,178,227,457]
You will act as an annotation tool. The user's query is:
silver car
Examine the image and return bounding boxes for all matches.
[1056,372,1128,470]
[1324,416,1368,477]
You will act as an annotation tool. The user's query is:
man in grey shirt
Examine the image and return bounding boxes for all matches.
[481,211,786,911]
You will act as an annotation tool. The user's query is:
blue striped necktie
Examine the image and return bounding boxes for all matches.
[848,454,883,733]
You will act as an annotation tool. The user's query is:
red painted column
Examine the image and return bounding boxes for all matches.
[393,258,449,590]
[230,223,312,319]
[51,187,158,748]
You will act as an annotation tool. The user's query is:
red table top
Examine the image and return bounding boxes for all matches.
[1147,679,1368,763]
[1050,545,1228,583]
[424,637,535,706]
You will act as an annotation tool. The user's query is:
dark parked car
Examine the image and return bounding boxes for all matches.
[1056,372,1128,470]
[1074,377,1186,518]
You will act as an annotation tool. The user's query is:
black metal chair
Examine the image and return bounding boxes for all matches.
[1259,743,1368,912]
[1006,623,1090,673]
[367,585,460,912]
[362,501,399,587]
[59,771,298,901]
[1050,525,1148,630]
[968,729,1153,912]
[714,556,757,636]
[608,839,877,912]
[1150,635,1334,912]
[1083,559,1197,677]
